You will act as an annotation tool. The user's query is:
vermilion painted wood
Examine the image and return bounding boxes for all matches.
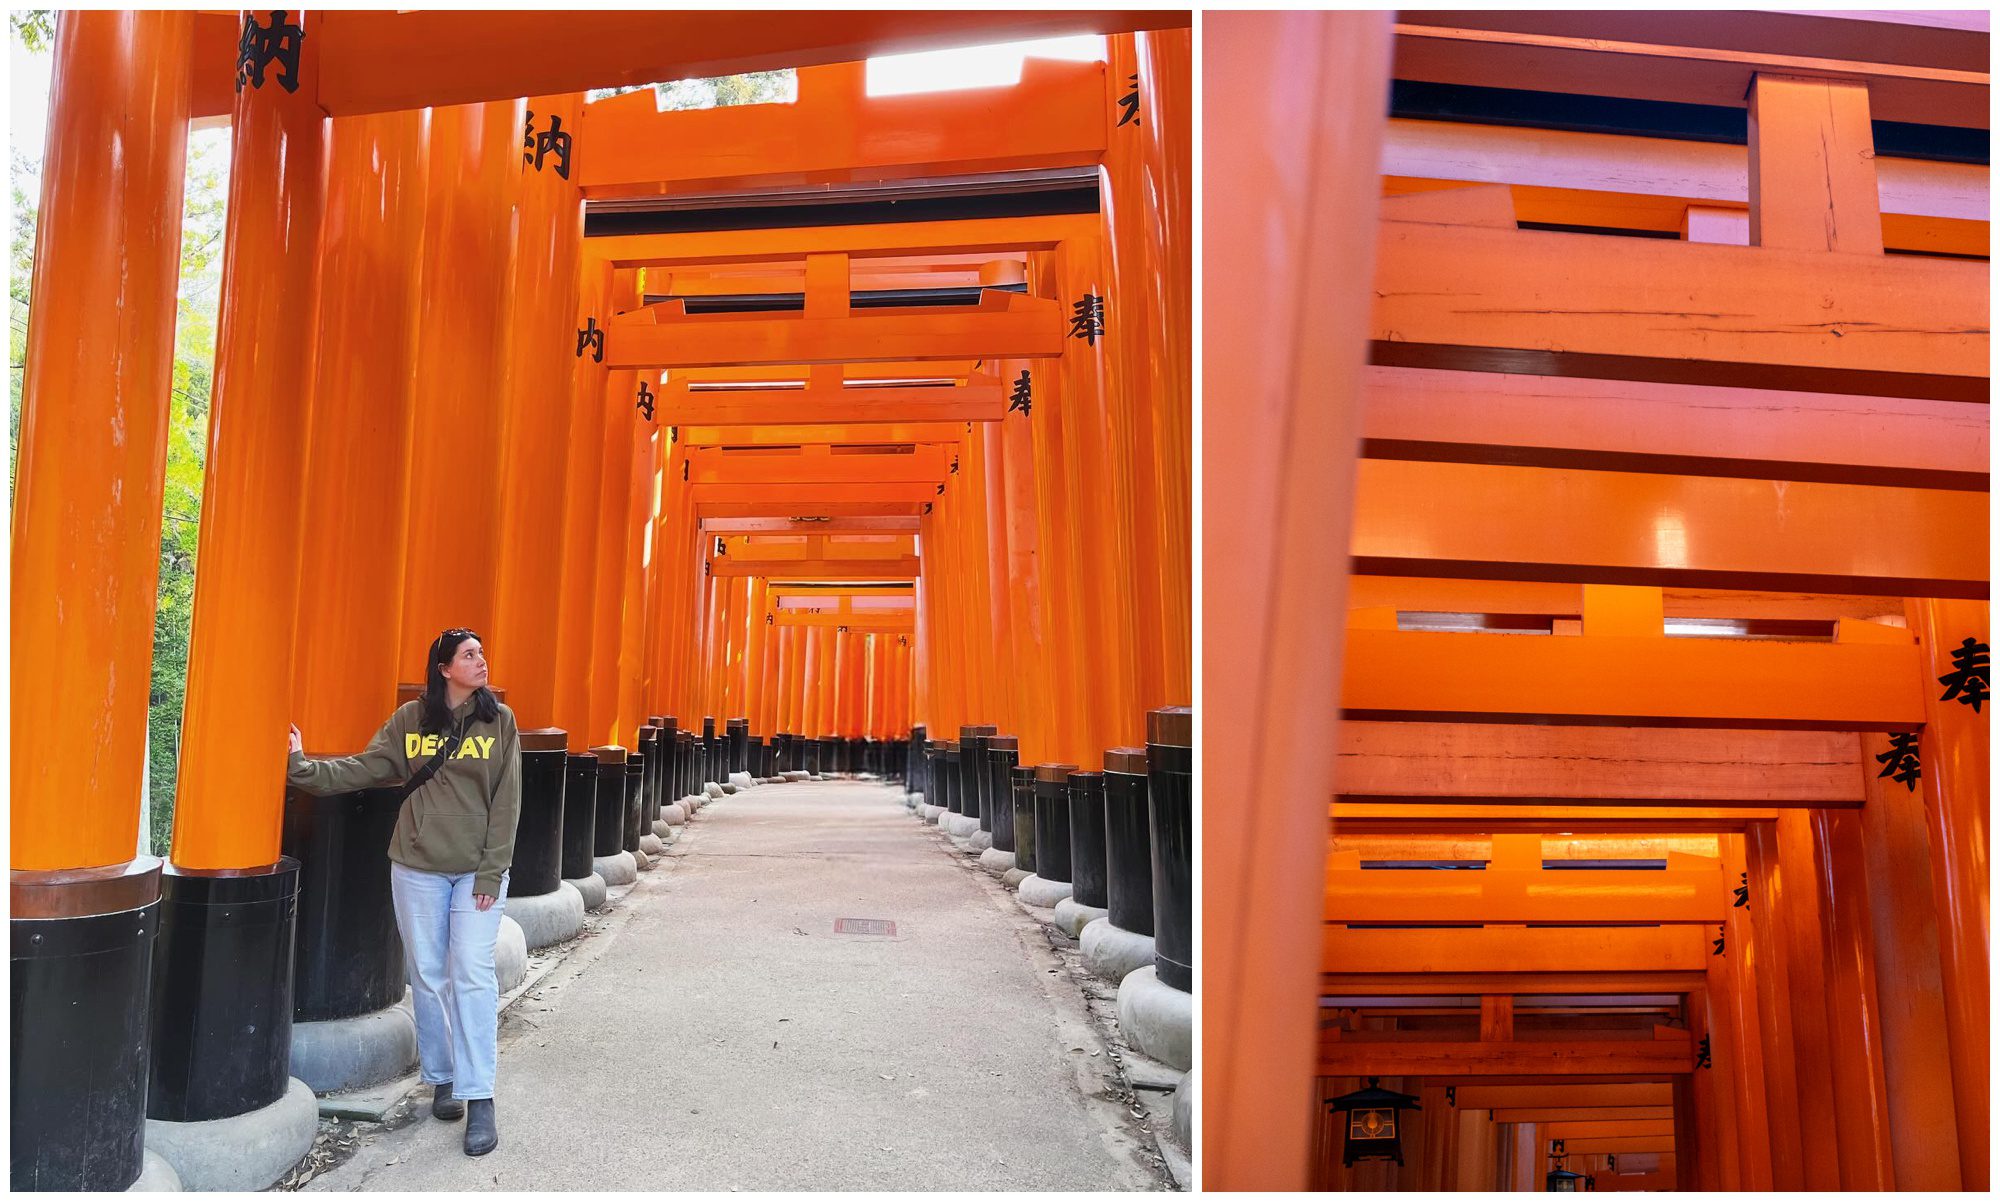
[1319,1036,1696,1077]
[1325,925,1710,975]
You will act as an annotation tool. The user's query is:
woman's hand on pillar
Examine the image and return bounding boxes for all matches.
[288,723,303,755]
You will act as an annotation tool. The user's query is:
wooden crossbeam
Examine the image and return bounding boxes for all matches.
[702,517,919,535]
[1324,925,1710,974]
[1346,577,1908,624]
[608,292,1064,369]
[1546,1119,1676,1141]
[1351,460,1988,598]
[1390,22,1988,129]
[768,583,912,600]
[711,557,920,580]
[1361,366,1988,490]
[1459,1082,1680,1110]
[689,446,950,487]
[1331,835,1722,862]
[578,59,1106,196]
[1555,1135,1678,1156]
[1497,1107,1677,1123]
[772,612,915,631]
[1370,221,1988,402]
[190,11,1189,118]
[1341,629,1926,730]
[1335,722,1863,805]
[671,361,981,383]
[585,214,1095,268]
[691,482,930,518]
[664,374,1006,426]
[1331,803,1784,835]
[714,534,915,559]
[1318,1032,1696,1076]
[680,424,967,448]
[1323,972,1705,998]
[1325,845,1728,924]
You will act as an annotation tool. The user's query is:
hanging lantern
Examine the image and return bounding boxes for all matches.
[1546,1138,1588,1191]
[1325,1077,1421,1166]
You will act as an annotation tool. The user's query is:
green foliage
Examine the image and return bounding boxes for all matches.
[590,69,795,110]
[10,10,54,52]
[10,152,36,504]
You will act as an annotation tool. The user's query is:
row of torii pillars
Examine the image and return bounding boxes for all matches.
[11,9,1190,1192]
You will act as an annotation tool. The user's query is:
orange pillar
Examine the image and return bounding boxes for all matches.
[1201,11,1393,1189]
[552,253,613,750]
[492,93,585,732]
[991,353,1052,761]
[1907,597,1990,1190]
[1768,811,1844,1189]
[12,10,193,872]
[292,109,428,754]
[398,99,521,684]
[172,10,328,869]
[1811,808,1895,1189]
[746,579,771,736]
[613,420,658,744]
[587,269,640,745]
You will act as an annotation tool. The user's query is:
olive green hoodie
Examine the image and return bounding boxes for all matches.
[287,695,521,896]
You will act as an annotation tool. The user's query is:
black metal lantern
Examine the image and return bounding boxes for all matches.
[1325,1077,1421,1166]
[1546,1138,1588,1191]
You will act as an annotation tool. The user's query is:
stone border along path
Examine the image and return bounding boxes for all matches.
[283,778,1180,1192]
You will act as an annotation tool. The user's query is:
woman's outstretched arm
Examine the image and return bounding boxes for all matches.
[287,709,409,795]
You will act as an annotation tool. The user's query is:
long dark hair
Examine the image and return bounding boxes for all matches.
[421,627,500,734]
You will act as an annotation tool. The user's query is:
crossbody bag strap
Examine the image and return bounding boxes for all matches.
[399,717,467,802]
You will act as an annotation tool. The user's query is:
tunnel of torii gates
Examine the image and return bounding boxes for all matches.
[10,10,1190,1192]
[1205,10,1988,1197]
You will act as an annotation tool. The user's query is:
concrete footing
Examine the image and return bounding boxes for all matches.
[682,792,706,814]
[1171,1069,1194,1150]
[1116,965,1192,1071]
[1053,897,1109,937]
[567,872,607,912]
[903,791,922,810]
[728,771,756,790]
[662,803,687,825]
[967,828,993,852]
[288,991,417,1093]
[128,1148,182,1192]
[1002,867,1031,888]
[651,818,673,839]
[592,850,637,886]
[919,804,944,824]
[978,847,1015,875]
[639,833,664,857]
[496,915,527,994]
[1081,918,1157,984]
[720,782,738,795]
[632,847,653,871]
[1017,874,1074,909]
[704,782,726,800]
[144,1077,318,1192]
[507,882,586,950]
[781,770,808,782]
[941,812,980,838]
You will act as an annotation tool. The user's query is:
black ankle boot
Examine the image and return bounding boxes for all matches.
[464,1098,498,1156]
[431,1081,464,1121]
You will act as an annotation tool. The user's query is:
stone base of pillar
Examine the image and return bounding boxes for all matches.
[506,882,585,950]
[968,828,993,853]
[978,847,1016,875]
[720,782,738,795]
[941,812,979,838]
[1017,874,1074,909]
[662,803,688,825]
[651,818,672,839]
[639,834,665,857]
[127,1147,182,1192]
[920,804,944,825]
[287,991,417,1094]
[1116,965,1192,1071]
[143,1078,318,1192]
[1171,1069,1194,1149]
[1053,897,1109,937]
[567,873,608,912]
[1081,918,1156,984]
[496,916,527,995]
[728,771,757,790]
[592,851,638,886]
[1002,867,1032,888]
[704,782,726,800]
[632,847,654,871]
[902,791,921,810]
[782,770,809,782]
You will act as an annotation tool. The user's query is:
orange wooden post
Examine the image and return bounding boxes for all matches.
[11,10,193,873]
[1203,11,1393,1189]
[291,109,428,755]
[1744,819,1809,1190]
[1768,811,1845,1189]
[1810,807,1895,1189]
[398,99,521,683]
[746,577,771,737]
[172,11,329,870]
[1748,73,1884,255]
[1018,269,1087,762]
[1858,732,1965,1188]
[493,93,586,732]
[1716,834,1775,1190]
[613,422,658,744]
[587,270,641,745]
[553,253,613,751]
[1907,597,1990,1190]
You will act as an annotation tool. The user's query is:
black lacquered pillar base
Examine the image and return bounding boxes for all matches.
[591,745,627,858]
[148,858,302,1122]
[12,860,163,1191]
[1067,771,1110,909]
[1146,708,1194,992]
[988,736,1021,851]
[728,718,749,776]
[657,718,679,806]
[561,752,598,879]
[678,732,696,798]
[701,717,719,787]
[942,744,963,814]
[1103,748,1155,937]
[637,725,662,825]
[1010,767,1039,872]
[509,730,570,898]
[1034,763,1079,885]
[959,725,996,832]
[909,725,928,795]
[281,784,406,1021]
[623,753,645,854]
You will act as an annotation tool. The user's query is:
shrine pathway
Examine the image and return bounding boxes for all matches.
[303,778,1171,1192]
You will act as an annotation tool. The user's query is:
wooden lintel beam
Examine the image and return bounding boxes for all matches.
[584,214,1096,268]
[1342,629,1926,731]
[608,294,1064,368]
[1455,1081,1679,1110]
[1324,925,1709,974]
[1346,577,1909,623]
[1325,865,1728,924]
[665,375,1006,426]
[1318,1034,1695,1077]
[768,584,913,600]
[1335,722,1864,804]
[1361,366,1988,490]
[1370,221,1988,402]
[689,446,950,487]
[771,612,915,631]
[1330,803,1787,834]
[680,424,967,448]
[1552,1135,1678,1156]
[1352,459,1987,599]
[1495,1107,1677,1124]
[1322,972,1706,998]
[701,517,920,535]
[710,557,921,580]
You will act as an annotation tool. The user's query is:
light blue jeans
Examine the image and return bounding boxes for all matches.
[389,861,508,1101]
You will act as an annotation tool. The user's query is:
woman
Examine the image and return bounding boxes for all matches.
[287,627,521,1158]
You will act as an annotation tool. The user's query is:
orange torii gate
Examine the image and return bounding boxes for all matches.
[10,11,1190,1193]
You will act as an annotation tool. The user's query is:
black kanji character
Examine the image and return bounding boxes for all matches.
[1069,294,1105,345]
[1876,731,1921,792]
[1938,636,1990,713]
[1695,1034,1712,1069]
[635,380,655,422]
[1008,370,1032,417]
[1733,872,1749,909]
[576,317,604,362]
[237,11,304,94]
[523,112,573,180]
[1711,924,1726,956]
[1116,73,1140,127]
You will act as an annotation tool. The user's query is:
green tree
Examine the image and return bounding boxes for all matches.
[591,69,795,110]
